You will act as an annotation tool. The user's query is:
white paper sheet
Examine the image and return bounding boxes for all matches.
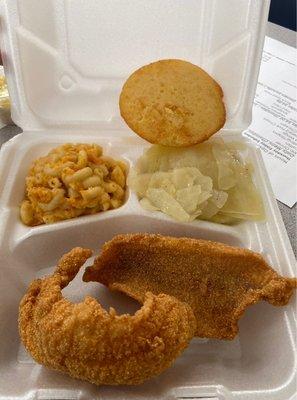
[243,37,297,208]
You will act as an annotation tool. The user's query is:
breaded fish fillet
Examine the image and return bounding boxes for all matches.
[19,247,196,385]
[83,234,297,340]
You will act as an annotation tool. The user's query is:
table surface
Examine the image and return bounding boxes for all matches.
[1,22,296,256]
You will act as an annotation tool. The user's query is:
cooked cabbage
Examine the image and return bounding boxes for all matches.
[129,139,265,224]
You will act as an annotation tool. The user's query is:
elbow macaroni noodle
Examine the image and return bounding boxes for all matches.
[20,143,127,226]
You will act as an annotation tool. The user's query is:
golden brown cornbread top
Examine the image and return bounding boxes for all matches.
[119,59,226,147]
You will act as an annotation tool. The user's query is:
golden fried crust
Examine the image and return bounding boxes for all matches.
[119,59,226,147]
[19,247,196,386]
[83,234,297,340]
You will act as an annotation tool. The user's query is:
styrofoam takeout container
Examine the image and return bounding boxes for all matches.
[0,1,296,399]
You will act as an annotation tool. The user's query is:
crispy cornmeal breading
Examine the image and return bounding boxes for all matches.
[84,234,297,340]
[119,59,226,146]
[19,247,196,385]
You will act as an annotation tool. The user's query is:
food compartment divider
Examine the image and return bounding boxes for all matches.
[1,131,250,265]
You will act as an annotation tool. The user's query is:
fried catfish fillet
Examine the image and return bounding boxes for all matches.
[83,234,297,340]
[19,247,196,385]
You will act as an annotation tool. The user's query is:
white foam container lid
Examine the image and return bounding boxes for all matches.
[0,1,296,399]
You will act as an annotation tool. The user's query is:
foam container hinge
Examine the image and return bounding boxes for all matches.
[0,1,296,400]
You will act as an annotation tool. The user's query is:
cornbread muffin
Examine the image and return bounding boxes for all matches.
[119,59,226,147]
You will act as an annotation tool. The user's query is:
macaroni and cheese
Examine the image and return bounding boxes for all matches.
[20,143,127,226]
